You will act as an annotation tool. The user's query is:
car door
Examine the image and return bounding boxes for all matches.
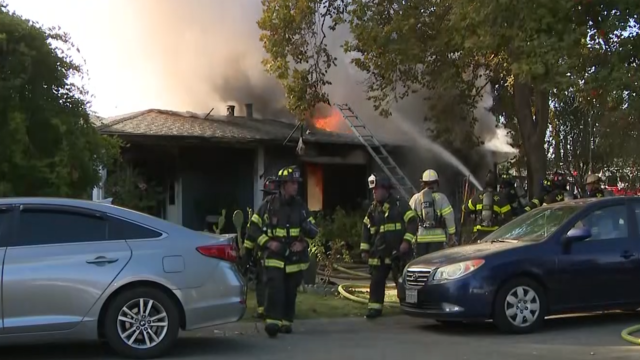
[2,204,132,334]
[555,203,637,308]
[626,201,640,301]
[0,205,17,333]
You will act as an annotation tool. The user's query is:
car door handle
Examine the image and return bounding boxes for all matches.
[620,251,637,260]
[86,256,119,265]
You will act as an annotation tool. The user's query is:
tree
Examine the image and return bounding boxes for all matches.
[258,0,640,196]
[0,3,120,197]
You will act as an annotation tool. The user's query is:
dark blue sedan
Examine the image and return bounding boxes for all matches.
[398,197,640,334]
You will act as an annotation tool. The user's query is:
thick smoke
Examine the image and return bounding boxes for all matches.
[103,0,513,184]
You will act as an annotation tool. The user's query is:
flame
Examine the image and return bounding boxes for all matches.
[312,106,352,134]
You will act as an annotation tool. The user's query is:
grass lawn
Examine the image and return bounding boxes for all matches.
[243,288,402,321]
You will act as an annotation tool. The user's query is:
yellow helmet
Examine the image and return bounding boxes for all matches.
[421,169,439,182]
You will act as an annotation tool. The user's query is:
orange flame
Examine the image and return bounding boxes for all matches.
[312,106,351,134]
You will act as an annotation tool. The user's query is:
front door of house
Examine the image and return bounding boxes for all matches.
[165,178,182,225]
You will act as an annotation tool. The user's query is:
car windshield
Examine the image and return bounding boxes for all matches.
[481,205,582,243]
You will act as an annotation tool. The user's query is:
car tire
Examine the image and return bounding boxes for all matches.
[103,287,180,359]
[493,277,546,334]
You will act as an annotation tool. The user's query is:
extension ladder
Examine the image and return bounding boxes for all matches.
[334,103,417,200]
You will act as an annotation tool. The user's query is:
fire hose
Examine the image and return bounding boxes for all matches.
[621,324,640,345]
[316,263,400,307]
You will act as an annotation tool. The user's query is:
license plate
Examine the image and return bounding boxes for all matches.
[406,289,418,303]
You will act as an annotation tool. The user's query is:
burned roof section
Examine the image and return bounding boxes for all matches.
[96,108,382,145]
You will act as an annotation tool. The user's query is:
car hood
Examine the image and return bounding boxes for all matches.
[407,241,525,268]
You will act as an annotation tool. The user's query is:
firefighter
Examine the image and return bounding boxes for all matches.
[409,169,456,257]
[498,172,528,217]
[246,166,319,338]
[242,176,278,319]
[360,173,418,319]
[584,174,606,198]
[524,171,568,211]
[462,171,513,241]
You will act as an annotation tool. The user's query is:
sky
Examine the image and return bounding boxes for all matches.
[3,0,515,157]
[5,0,161,117]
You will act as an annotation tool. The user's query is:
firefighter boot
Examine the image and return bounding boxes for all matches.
[264,323,280,338]
[280,324,292,334]
[365,309,382,319]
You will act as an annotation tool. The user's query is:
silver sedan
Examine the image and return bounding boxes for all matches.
[0,198,246,359]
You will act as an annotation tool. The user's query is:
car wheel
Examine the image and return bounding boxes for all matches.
[493,277,546,334]
[103,287,180,359]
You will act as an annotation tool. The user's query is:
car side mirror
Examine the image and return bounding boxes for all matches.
[563,227,592,244]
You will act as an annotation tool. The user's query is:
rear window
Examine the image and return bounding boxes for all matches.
[482,205,581,242]
[107,216,162,240]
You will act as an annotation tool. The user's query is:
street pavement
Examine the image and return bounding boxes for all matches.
[4,312,640,360]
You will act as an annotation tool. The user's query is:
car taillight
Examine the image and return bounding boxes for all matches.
[196,244,238,262]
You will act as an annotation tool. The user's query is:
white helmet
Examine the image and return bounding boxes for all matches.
[421,169,439,182]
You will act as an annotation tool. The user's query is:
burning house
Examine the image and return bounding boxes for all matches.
[97,104,412,231]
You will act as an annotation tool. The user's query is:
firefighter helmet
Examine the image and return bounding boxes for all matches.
[584,174,601,185]
[499,172,515,187]
[485,170,497,189]
[421,169,439,182]
[276,166,302,182]
[551,171,568,189]
[368,173,393,189]
[261,176,278,193]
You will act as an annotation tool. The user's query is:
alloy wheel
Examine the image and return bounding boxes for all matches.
[117,298,169,349]
[504,286,540,327]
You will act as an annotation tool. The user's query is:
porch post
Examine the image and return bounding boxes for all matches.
[253,145,265,211]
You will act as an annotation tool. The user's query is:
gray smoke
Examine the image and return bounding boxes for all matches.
[102,0,508,178]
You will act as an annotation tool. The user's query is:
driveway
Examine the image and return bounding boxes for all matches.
[4,312,640,359]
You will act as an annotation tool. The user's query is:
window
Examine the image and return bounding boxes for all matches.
[107,216,162,240]
[571,205,628,241]
[482,205,581,243]
[0,208,12,246]
[632,203,640,233]
[18,209,107,246]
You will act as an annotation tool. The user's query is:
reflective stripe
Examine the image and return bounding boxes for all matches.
[360,243,371,250]
[266,319,282,325]
[270,228,301,237]
[308,217,315,224]
[285,262,309,273]
[369,226,378,234]
[257,234,270,246]
[264,259,285,268]
[403,233,416,242]
[244,241,255,249]
[447,226,456,234]
[282,320,292,325]
[368,302,383,309]
[257,307,264,313]
[368,258,392,265]
[473,225,499,232]
[403,210,417,223]
[380,223,402,232]
[532,199,540,206]
[440,205,453,216]
[500,204,511,214]
[417,234,446,242]
[363,216,370,226]
[251,214,263,227]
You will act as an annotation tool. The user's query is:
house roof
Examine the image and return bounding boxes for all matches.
[96,109,371,145]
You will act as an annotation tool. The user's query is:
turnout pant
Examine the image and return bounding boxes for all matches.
[368,259,404,311]
[415,242,445,258]
[255,261,266,313]
[264,266,305,326]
